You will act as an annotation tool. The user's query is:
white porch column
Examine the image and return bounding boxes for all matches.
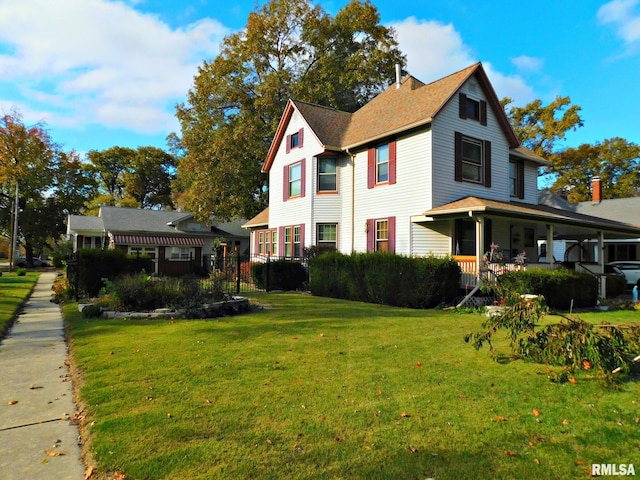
[475,215,484,275]
[546,224,554,264]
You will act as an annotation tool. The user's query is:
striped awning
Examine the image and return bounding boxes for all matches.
[113,235,204,246]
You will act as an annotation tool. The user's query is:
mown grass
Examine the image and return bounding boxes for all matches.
[0,272,39,338]
[65,294,640,480]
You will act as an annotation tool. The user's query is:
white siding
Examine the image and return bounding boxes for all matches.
[350,128,433,255]
[268,110,326,250]
[522,162,539,204]
[411,221,451,256]
[431,80,512,207]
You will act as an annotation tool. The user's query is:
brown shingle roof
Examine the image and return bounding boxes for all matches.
[293,101,352,150]
[342,65,478,148]
[242,207,269,228]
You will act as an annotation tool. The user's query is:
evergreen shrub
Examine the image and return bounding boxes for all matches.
[309,252,460,308]
[498,267,598,309]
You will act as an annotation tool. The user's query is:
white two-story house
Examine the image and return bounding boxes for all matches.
[244,63,640,282]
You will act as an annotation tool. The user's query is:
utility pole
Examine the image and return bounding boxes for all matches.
[9,182,18,272]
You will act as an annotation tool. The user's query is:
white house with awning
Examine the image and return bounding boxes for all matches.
[67,206,249,275]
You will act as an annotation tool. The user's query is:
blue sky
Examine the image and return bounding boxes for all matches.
[0,0,638,156]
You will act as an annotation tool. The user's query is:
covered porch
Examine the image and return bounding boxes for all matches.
[411,196,640,296]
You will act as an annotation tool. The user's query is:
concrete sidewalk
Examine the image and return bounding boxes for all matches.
[0,271,85,480]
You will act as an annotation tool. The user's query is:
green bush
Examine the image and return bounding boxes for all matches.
[16,268,26,276]
[103,273,211,311]
[309,252,460,308]
[250,260,307,291]
[605,274,627,299]
[75,249,154,297]
[498,267,598,309]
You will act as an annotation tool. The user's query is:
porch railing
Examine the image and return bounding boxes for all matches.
[452,255,558,287]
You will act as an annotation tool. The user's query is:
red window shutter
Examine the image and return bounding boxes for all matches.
[459,93,467,119]
[480,100,487,126]
[366,219,374,252]
[454,132,462,182]
[278,226,285,257]
[389,140,397,184]
[517,160,525,199]
[367,148,375,189]
[283,165,289,201]
[286,134,291,154]
[483,140,492,187]
[388,216,396,254]
[298,128,304,148]
[300,158,306,198]
[299,223,305,253]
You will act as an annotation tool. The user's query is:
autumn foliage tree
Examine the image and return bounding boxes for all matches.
[175,0,405,220]
[0,109,91,262]
[504,96,640,200]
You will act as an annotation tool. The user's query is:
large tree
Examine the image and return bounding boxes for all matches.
[175,0,405,220]
[0,110,90,262]
[86,146,176,211]
[504,96,640,200]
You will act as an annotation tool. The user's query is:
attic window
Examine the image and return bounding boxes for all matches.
[459,93,487,125]
[290,132,299,149]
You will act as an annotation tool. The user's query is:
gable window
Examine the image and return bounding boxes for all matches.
[367,140,396,188]
[317,223,337,249]
[290,132,299,149]
[509,160,525,199]
[366,216,396,253]
[285,128,304,153]
[455,132,491,187]
[317,157,337,192]
[459,93,487,125]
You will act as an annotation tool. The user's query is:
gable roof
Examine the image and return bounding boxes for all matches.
[263,62,522,172]
[242,207,269,229]
[98,206,195,234]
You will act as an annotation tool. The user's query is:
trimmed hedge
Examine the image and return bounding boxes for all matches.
[309,252,461,309]
[250,259,307,291]
[498,267,598,309]
[75,249,154,297]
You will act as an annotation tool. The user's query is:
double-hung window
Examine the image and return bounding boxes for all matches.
[284,226,302,258]
[289,162,302,198]
[375,219,389,252]
[509,159,524,199]
[317,223,337,249]
[317,157,337,192]
[461,136,483,183]
[376,144,389,183]
[455,132,491,187]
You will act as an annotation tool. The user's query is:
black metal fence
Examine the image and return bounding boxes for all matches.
[212,254,308,295]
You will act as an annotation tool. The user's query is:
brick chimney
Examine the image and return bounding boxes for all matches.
[592,176,602,203]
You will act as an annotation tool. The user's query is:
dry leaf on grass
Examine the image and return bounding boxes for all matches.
[504,450,517,457]
[44,450,62,457]
[495,415,507,422]
[84,465,95,479]
[400,412,410,418]
[562,419,569,425]
[532,408,541,417]
[416,361,422,367]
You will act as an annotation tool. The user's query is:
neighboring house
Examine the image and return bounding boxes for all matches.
[539,178,640,263]
[67,207,249,276]
[245,62,640,287]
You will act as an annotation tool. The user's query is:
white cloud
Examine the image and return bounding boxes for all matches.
[0,0,229,135]
[390,17,536,104]
[511,55,544,72]
[598,0,640,43]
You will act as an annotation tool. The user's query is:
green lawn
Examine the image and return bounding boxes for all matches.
[65,294,640,480]
[0,272,39,337]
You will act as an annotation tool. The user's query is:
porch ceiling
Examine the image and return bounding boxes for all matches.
[418,196,640,239]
